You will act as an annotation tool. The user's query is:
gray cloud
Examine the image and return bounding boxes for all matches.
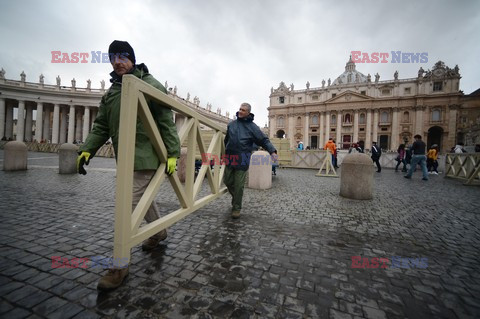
[1,0,479,127]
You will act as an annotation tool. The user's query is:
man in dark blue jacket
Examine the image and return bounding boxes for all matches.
[224,103,277,219]
[371,141,382,172]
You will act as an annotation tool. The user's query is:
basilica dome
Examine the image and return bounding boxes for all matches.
[332,56,368,85]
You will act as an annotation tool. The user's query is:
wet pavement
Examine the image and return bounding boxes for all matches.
[1,150,480,319]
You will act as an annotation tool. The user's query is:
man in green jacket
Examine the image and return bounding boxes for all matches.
[77,40,180,290]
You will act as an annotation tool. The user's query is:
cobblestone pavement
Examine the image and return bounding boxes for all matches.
[1,151,480,319]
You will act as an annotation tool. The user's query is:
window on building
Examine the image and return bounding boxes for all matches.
[331,114,336,124]
[404,87,411,94]
[381,127,388,131]
[332,128,336,132]
[312,115,318,125]
[403,111,409,122]
[279,96,285,103]
[361,91,366,95]
[277,116,284,128]
[381,89,391,96]
[359,113,366,124]
[433,82,443,92]
[297,97,302,103]
[344,113,351,123]
[431,109,441,122]
[312,95,319,101]
[342,135,351,150]
[360,128,365,131]
[297,116,302,126]
[332,93,337,98]
[379,135,389,150]
[380,111,389,123]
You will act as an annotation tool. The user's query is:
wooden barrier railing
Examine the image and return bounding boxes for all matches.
[445,153,480,185]
[114,75,227,263]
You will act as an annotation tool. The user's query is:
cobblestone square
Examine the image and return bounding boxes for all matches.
[1,151,479,318]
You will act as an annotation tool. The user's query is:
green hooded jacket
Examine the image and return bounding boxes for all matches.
[79,64,180,170]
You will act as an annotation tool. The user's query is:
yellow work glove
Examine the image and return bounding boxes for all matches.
[166,157,177,175]
[77,151,91,175]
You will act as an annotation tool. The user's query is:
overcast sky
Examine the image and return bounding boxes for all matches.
[1,0,479,126]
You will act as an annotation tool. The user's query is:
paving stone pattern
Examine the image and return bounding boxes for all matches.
[1,151,480,318]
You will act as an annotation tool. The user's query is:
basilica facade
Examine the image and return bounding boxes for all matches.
[267,57,468,152]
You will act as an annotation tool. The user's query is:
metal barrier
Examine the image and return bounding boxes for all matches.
[445,153,480,186]
[114,75,227,262]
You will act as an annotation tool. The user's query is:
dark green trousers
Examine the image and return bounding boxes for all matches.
[223,165,247,211]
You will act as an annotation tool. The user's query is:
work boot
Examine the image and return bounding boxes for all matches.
[97,267,129,291]
[231,210,241,219]
[142,229,167,251]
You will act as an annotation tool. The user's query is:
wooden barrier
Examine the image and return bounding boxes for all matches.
[113,75,227,263]
[316,151,338,177]
[445,153,480,186]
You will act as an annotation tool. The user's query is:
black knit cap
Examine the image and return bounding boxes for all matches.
[108,40,136,64]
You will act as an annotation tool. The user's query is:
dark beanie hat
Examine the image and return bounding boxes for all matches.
[108,40,136,64]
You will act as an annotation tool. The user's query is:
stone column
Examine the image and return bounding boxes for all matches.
[324,111,330,143]
[372,109,379,144]
[353,110,359,143]
[336,111,342,148]
[43,106,51,142]
[269,115,276,139]
[319,112,325,147]
[60,106,68,144]
[414,105,424,136]
[366,109,372,149]
[52,104,60,144]
[0,98,5,139]
[82,106,90,142]
[447,104,458,149]
[304,113,309,147]
[35,102,43,142]
[91,109,97,127]
[288,114,295,149]
[5,104,14,139]
[67,104,76,144]
[75,107,82,143]
[16,100,25,142]
[391,107,399,150]
[25,104,33,141]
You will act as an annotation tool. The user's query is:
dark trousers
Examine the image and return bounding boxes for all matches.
[223,165,247,211]
[395,159,406,171]
[371,156,381,172]
[427,159,438,173]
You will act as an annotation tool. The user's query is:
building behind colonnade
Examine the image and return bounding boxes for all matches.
[0,69,231,144]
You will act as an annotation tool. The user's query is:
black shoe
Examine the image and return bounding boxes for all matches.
[422,178,428,181]
[404,175,411,179]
